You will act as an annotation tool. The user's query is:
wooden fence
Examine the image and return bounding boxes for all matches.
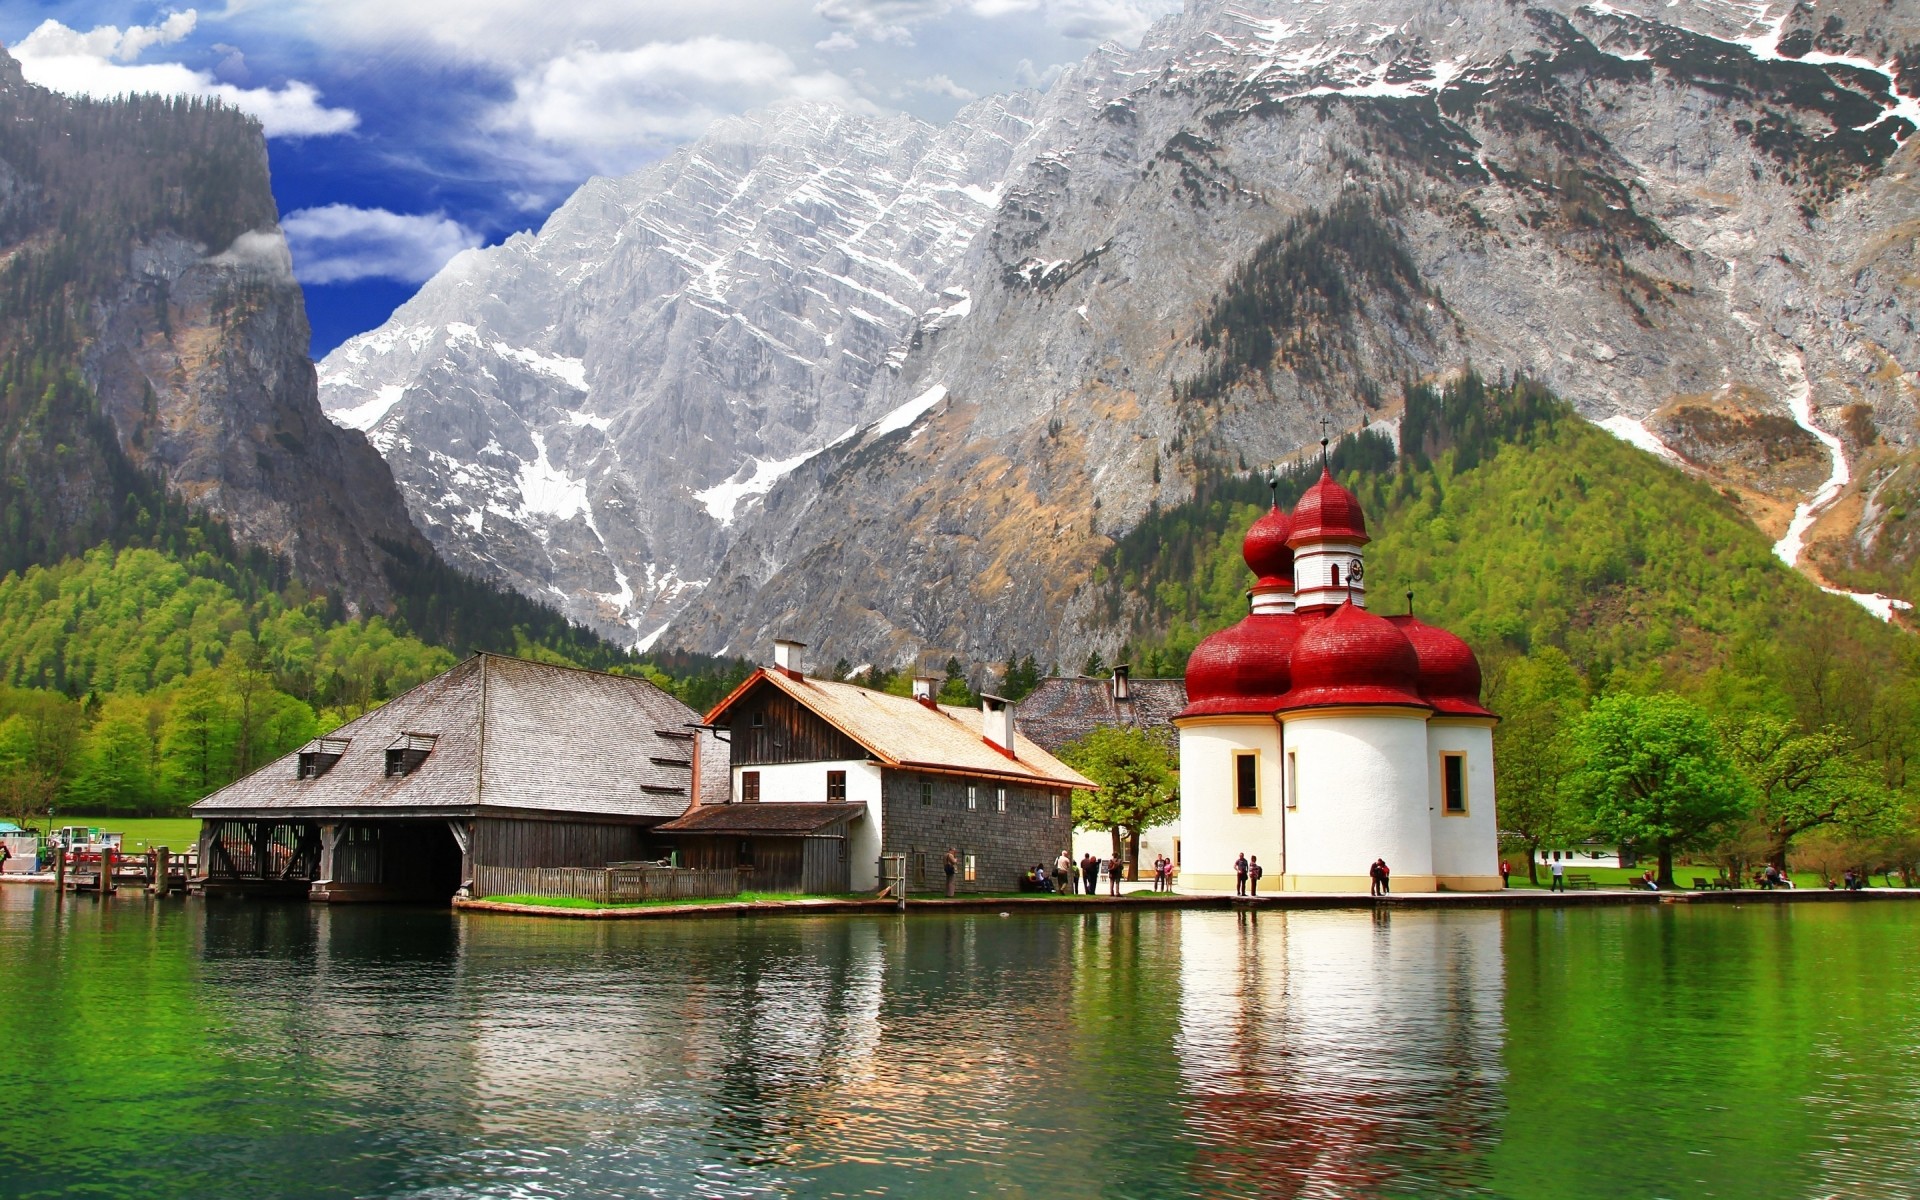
[473,863,741,903]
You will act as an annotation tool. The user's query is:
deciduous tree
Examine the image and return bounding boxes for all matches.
[1569,692,1752,887]
[1059,726,1179,880]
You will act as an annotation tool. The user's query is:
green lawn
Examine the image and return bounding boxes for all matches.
[33,816,200,852]
[1501,863,1859,891]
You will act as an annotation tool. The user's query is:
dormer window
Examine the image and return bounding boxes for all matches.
[385,733,437,777]
[296,738,350,780]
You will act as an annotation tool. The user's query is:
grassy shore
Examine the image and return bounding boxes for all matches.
[1499,863,1875,890]
[25,816,200,852]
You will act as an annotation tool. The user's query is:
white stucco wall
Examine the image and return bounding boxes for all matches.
[731,759,884,890]
[1426,721,1499,887]
[1072,820,1180,877]
[1280,711,1433,888]
[1176,719,1284,889]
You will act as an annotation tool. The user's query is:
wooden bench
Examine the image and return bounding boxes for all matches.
[1563,873,1598,890]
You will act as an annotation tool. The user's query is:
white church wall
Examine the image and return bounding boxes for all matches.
[1426,721,1502,890]
[1280,710,1435,891]
[1175,719,1283,891]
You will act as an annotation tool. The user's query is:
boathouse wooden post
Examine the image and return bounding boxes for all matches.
[447,821,474,897]
[53,840,65,897]
[99,847,115,895]
[151,847,169,896]
[318,824,342,880]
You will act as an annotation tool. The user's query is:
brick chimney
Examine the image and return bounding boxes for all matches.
[981,694,1016,760]
[772,639,806,680]
[911,675,940,707]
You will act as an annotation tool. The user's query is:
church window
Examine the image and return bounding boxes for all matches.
[1330,563,1341,588]
[1286,750,1299,809]
[741,771,761,802]
[1442,754,1467,815]
[827,770,847,802]
[1234,751,1259,811]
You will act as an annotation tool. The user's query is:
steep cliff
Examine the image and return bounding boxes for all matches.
[0,48,432,615]
[327,0,1920,664]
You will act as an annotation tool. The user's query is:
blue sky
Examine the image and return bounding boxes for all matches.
[0,0,1181,356]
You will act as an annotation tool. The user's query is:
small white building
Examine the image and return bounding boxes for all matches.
[1175,467,1502,893]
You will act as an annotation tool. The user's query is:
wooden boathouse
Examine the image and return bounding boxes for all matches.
[191,654,727,902]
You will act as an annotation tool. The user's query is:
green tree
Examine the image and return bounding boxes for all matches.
[69,695,156,814]
[1058,726,1179,881]
[1569,692,1753,887]
[159,672,236,806]
[938,657,975,706]
[1489,647,1587,884]
[1724,714,1894,869]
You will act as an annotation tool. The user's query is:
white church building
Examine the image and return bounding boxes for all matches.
[1175,466,1502,893]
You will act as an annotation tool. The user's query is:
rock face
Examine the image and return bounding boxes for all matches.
[320,99,1038,644]
[329,0,1920,663]
[0,50,433,613]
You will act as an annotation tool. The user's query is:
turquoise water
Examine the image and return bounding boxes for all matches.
[2,888,1918,1198]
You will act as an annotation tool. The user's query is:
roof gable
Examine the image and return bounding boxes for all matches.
[711,670,1094,790]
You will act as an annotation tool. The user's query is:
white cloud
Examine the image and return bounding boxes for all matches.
[206,228,295,284]
[813,0,948,45]
[1012,57,1071,88]
[905,73,978,100]
[1043,0,1176,42]
[13,13,358,138]
[281,205,483,285]
[814,30,860,52]
[497,37,870,158]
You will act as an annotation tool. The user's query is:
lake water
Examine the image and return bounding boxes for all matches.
[3,889,1919,1199]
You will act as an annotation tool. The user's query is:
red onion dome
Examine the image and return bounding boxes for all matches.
[1178,613,1302,718]
[1276,602,1427,710]
[1390,616,1493,717]
[1242,506,1294,588]
[1287,467,1369,547]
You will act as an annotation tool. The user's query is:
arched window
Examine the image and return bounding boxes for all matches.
[1330,563,1342,588]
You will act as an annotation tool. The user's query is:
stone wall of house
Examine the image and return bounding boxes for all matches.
[880,770,1074,894]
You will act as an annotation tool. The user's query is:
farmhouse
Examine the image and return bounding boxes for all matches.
[191,654,724,901]
[1176,468,1502,893]
[670,642,1092,893]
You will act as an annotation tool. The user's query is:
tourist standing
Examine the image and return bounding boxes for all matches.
[1550,858,1565,893]
[944,848,958,898]
[1234,852,1248,896]
[1369,859,1385,897]
[1053,852,1073,895]
[1248,856,1263,896]
[1379,858,1391,894]
[1082,853,1100,896]
[1107,856,1123,896]
[1499,859,1511,888]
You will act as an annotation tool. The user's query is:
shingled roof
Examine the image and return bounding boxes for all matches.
[707,670,1095,791]
[194,654,723,821]
[1014,675,1188,754]
[656,802,867,835]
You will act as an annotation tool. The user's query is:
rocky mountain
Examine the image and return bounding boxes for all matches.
[0,48,434,616]
[319,99,1039,645]
[328,0,1920,665]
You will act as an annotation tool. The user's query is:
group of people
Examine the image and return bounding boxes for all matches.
[1232,853,1265,896]
[1368,858,1392,896]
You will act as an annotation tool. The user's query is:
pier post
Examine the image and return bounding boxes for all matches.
[151,847,169,897]
[53,841,65,898]
[99,848,115,895]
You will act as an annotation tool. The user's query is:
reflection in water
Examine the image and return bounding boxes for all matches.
[1178,909,1505,1197]
[6,893,1920,1198]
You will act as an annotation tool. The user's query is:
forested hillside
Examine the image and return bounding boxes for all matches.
[1101,375,1920,876]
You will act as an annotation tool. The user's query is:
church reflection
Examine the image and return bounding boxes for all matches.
[1177,907,1507,1196]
